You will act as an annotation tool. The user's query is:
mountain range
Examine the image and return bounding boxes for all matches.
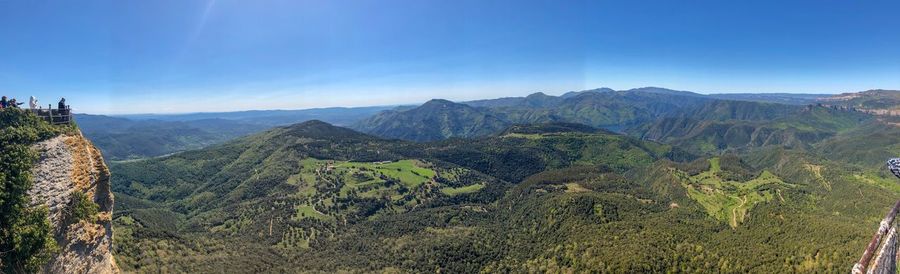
[351,87,885,144]
[97,88,900,272]
[79,87,889,160]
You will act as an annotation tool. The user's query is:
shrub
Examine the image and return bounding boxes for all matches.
[69,192,99,222]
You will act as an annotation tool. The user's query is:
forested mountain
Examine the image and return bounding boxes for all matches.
[353,88,896,145]
[499,122,614,135]
[354,87,713,141]
[815,122,900,167]
[351,99,509,141]
[507,88,709,128]
[109,107,900,272]
[630,102,872,153]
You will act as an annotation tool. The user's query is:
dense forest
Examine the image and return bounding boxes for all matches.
[105,90,900,273]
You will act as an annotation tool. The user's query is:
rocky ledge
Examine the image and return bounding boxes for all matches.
[28,132,118,274]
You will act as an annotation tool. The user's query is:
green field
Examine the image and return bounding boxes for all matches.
[679,158,788,228]
[294,205,331,221]
[441,184,485,196]
[336,159,436,188]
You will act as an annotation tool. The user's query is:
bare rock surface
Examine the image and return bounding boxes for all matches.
[29,136,75,229]
[28,133,119,274]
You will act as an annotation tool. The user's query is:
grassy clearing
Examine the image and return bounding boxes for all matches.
[441,184,485,196]
[294,205,331,221]
[679,157,787,228]
[501,133,544,139]
[337,159,435,188]
[292,159,438,199]
[564,183,591,193]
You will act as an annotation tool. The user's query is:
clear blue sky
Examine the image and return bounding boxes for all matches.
[2,0,899,114]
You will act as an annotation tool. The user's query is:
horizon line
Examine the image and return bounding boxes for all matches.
[67,86,892,116]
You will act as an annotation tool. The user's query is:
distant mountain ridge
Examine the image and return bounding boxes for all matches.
[818,89,900,116]
[560,87,616,98]
[354,87,713,141]
[353,87,893,143]
[352,99,509,141]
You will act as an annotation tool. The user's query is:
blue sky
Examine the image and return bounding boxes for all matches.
[1,0,899,114]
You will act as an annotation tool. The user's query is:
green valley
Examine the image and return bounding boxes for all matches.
[102,97,900,272]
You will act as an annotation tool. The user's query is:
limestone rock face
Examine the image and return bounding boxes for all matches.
[28,132,119,274]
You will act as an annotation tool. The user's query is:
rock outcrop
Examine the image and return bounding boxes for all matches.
[28,132,119,273]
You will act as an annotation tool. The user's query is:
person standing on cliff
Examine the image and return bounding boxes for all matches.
[58,97,66,110]
[0,96,7,109]
[29,96,37,110]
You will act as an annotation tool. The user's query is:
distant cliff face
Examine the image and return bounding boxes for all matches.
[28,132,118,273]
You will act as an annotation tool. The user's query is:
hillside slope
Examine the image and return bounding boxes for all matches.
[631,102,871,153]
[109,120,508,272]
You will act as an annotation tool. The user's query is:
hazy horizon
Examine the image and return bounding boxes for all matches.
[76,86,844,116]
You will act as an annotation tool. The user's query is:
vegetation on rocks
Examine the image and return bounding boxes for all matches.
[69,192,100,223]
[0,109,73,273]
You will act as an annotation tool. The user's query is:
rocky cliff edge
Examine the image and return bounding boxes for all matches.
[27,131,118,273]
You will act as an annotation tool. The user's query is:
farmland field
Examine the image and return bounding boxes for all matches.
[679,157,789,227]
